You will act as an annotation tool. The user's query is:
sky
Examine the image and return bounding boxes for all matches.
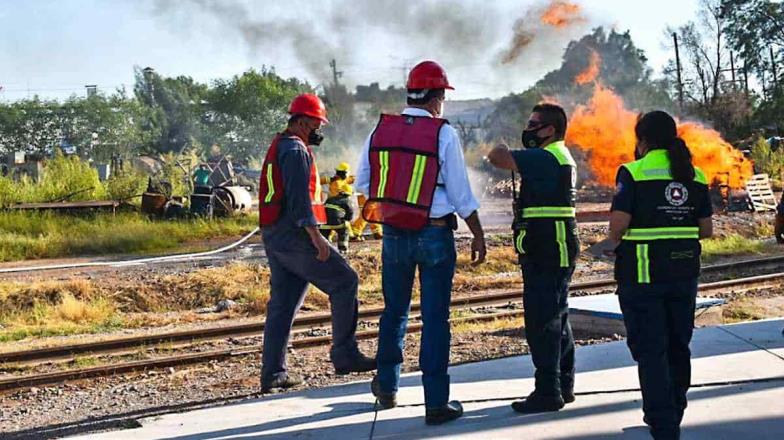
[0,0,701,102]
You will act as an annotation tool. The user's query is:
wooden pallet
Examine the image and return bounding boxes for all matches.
[745,174,778,212]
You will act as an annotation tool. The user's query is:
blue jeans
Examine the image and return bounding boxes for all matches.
[376,225,457,408]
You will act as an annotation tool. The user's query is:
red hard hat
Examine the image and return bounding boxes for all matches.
[288,93,329,123]
[406,61,454,90]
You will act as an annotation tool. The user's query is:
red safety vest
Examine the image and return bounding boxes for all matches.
[363,114,445,230]
[258,133,327,226]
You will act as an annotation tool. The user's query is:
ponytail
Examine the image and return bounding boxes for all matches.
[667,137,695,183]
[635,110,696,183]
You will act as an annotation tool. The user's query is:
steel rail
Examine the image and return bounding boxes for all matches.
[2,253,783,365]
[1,270,782,392]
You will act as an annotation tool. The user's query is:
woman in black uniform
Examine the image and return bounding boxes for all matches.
[607,111,713,440]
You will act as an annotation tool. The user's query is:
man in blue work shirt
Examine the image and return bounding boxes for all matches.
[356,61,487,425]
[488,103,579,413]
[258,94,375,393]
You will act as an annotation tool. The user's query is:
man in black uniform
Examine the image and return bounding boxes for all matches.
[488,103,579,413]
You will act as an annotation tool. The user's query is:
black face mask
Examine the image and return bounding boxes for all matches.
[521,126,549,148]
[308,128,325,146]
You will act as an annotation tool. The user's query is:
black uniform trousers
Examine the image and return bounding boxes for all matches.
[618,279,698,440]
[521,261,576,396]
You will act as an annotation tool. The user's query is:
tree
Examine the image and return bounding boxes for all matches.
[666,0,754,140]
[0,98,64,156]
[202,68,312,165]
[721,0,784,73]
[722,0,784,134]
[60,91,150,162]
[133,67,209,155]
[485,27,672,143]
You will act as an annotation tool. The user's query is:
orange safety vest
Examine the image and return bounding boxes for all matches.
[258,133,327,226]
[363,114,445,230]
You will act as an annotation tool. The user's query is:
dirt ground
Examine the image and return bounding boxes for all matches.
[0,201,782,438]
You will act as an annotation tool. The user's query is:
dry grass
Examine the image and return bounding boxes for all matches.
[722,296,784,323]
[701,234,776,262]
[0,280,121,342]
[451,316,523,334]
[722,298,770,323]
[0,239,524,343]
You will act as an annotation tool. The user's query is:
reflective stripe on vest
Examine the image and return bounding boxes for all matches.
[622,149,708,184]
[377,151,390,198]
[259,133,327,226]
[325,203,346,216]
[543,141,577,167]
[637,244,651,284]
[364,114,444,231]
[521,206,576,219]
[406,154,428,204]
[556,221,568,267]
[515,229,526,254]
[623,226,700,241]
[264,163,275,203]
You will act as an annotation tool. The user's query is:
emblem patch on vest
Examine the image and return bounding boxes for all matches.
[665,182,689,206]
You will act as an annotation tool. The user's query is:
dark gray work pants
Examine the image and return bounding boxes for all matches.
[261,234,361,383]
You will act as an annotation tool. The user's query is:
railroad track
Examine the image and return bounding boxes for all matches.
[2,255,784,392]
[3,253,782,365]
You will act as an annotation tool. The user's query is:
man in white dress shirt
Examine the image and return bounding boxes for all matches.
[355,60,486,425]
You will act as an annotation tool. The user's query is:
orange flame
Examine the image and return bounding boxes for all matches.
[575,50,601,85]
[540,1,584,28]
[565,84,753,188]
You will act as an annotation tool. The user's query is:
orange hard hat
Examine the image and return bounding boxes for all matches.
[288,93,329,123]
[406,61,454,90]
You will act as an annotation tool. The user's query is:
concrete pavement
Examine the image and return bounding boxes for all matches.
[72,318,784,440]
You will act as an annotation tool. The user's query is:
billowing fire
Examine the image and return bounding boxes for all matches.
[678,123,753,188]
[540,1,584,28]
[565,84,637,185]
[575,50,601,85]
[565,84,753,188]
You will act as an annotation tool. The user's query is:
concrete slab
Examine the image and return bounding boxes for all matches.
[569,294,723,320]
[68,319,784,440]
[75,387,378,440]
[370,382,784,440]
[717,318,784,358]
[569,294,725,337]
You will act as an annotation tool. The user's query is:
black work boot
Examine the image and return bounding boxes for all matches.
[650,426,680,440]
[562,388,576,404]
[370,375,397,409]
[425,401,464,425]
[511,391,565,414]
[334,352,376,375]
[261,374,302,393]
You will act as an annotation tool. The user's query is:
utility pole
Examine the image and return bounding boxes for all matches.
[329,59,343,88]
[770,46,779,91]
[729,52,737,91]
[743,61,750,98]
[142,67,156,106]
[673,33,685,110]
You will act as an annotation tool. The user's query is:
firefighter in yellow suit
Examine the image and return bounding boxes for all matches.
[351,194,384,240]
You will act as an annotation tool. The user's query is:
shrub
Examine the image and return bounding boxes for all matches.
[750,136,784,180]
